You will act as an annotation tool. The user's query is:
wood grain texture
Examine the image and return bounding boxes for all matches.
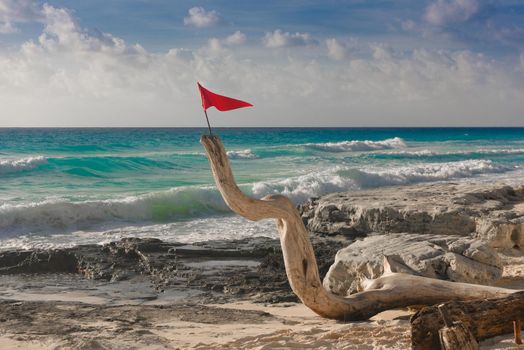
[201,135,520,321]
[411,291,524,350]
[439,322,479,350]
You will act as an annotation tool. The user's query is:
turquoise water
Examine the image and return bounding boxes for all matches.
[1,128,523,249]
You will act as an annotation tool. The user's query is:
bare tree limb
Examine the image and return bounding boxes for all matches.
[201,135,520,320]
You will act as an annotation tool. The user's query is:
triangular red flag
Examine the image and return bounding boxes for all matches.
[198,83,253,112]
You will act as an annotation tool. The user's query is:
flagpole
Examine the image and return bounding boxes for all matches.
[203,109,213,135]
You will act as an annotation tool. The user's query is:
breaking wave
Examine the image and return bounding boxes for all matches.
[0,156,48,174]
[0,187,229,234]
[375,148,524,158]
[305,137,407,152]
[227,149,258,159]
[341,160,514,188]
[252,159,516,204]
[0,159,516,235]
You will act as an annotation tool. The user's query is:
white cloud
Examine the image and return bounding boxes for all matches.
[263,29,315,48]
[202,32,247,55]
[0,0,42,33]
[425,0,480,26]
[204,37,225,54]
[224,31,246,45]
[183,7,220,28]
[326,38,347,60]
[0,3,523,127]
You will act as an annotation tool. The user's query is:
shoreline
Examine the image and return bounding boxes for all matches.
[0,181,523,349]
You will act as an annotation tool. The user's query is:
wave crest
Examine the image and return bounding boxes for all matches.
[252,160,515,203]
[306,137,407,152]
[0,156,47,174]
[377,148,524,158]
[227,149,258,159]
[0,159,516,235]
[342,160,513,188]
[0,187,229,234]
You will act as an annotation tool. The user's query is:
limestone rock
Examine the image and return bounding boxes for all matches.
[299,182,524,249]
[323,233,503,296]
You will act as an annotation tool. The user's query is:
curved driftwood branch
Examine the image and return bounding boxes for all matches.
[201,135,519,320]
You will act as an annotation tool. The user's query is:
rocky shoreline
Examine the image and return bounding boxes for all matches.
[299,182,524,249]
[298,182,524,296]
[0,233,349,349]
[0,235,347,305]
[0,182,522,349]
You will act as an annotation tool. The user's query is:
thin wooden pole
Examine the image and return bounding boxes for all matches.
[204,109,213,135]
[515,320,522,345]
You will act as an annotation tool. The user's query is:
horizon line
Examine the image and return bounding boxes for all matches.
[1,126,524,129]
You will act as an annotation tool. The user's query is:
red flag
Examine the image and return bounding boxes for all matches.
[198,83,253,112]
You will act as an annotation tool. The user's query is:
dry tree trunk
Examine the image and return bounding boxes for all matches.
[201,135,520,320]
[439,323,479,350]
[437,304,479,350]
[411,291,524,350]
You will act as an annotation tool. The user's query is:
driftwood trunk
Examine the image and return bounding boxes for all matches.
[201,135,520,320]
[438,304,479,350]
[411,291,524,350]
[439,323,479,350]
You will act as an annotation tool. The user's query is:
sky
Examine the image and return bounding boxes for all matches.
[0,0,523,127]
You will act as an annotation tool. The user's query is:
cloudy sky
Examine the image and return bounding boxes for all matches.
[0,0,523,127]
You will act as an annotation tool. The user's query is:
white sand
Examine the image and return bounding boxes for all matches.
[153,302,412,350]
[0,253,521,349]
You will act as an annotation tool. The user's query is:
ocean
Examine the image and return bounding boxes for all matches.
[1,127,523,250]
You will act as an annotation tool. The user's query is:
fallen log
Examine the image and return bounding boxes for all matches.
[515,320,523,345]
[201,135,520,320]
[411,291,524,350]
[438,304,479,350]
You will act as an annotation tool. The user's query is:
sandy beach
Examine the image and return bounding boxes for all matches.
[0,299,413,350]
[0,260,521,350]
[0,182,523,349]
[1,0,524,347]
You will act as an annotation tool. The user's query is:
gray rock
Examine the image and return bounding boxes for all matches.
[0,236,345,304]
[323,233,503,296]
[299,182,524,249]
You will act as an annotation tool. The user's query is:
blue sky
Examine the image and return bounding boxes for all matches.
[0,0,523,126]
[11,0,523,53]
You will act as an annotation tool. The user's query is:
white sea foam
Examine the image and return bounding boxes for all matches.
[227,149,258,159]
[382,149,437,156]
[252,168,357,204]
[305,137,407,152]
[0,159,517,236]
[342,160,514,188]
[476,148,524,155]
[383,148,524,157]
[252,159,516,203]
[0,156,47,174]
[0,186,229,234]
[0,216,277,251]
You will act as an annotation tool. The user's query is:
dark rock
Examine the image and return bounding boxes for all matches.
[0,235,346,304]
[0,249,77,274]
